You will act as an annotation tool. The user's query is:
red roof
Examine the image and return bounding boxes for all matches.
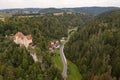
[14,32,32,40]
[14,32,24,40]
[26,35,32,40]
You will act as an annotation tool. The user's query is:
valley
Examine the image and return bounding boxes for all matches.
[0,8,120,80]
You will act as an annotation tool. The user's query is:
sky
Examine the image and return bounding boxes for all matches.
[0,0,120,9]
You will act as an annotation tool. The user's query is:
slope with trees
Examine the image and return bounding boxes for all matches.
[0,13,91,80]
[65,10,120,80]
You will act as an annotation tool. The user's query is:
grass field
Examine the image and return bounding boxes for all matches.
[52,49,82,80]
[67,60,82,80]
[52,50,63,71]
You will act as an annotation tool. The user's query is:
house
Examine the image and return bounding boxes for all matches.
[60,37,65,42]
[13,32,32,48]
[49,40,60,49]
[48,40,60,56]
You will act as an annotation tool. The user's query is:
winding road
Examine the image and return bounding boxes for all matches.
[60,44,67,80]
[59,27,77,80]
[28,27,77,80]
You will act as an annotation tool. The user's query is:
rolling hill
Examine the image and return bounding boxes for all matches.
[0,7,119,15]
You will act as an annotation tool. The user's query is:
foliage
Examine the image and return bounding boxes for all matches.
[65,10,120,80]
[0,13,89,79]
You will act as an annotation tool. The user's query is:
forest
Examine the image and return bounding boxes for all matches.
[65,10,120,80]
[0,13,91,80]
[0,9,120,80]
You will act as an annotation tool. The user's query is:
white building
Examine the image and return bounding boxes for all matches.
[13,32,32,48]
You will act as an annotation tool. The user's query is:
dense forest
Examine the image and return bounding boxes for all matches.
[65,10,120,80]
[0,13,91,80]
[0,9,120,80]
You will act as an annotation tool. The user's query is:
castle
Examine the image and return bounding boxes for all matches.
[13,32,32,48]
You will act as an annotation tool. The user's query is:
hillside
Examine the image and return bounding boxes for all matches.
[0,13,91,80]
[0,7,119,15]
[0,8,119,80]
[39,8,66,13]
[65,10,120,80]
[64,7,120,15]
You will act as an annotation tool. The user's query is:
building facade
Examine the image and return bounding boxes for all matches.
[13,32,32,48]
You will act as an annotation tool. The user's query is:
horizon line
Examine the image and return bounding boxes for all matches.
[0,6,120,10]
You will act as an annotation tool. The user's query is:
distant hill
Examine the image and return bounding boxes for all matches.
[63,7,120,15]
[0,7,119,15]
[38,8,67,13]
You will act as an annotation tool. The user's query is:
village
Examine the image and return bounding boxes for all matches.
[13,32,66,56]
[48,37,66,56]
[12,31,70,80]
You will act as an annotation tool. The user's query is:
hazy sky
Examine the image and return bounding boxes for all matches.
[0,0,120,9]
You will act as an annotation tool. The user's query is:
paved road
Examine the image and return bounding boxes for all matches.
[60,28,77,80]
[60,44,67,80]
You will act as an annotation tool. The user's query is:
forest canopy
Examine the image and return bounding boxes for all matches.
[0,13,90,80]
[65,10,120,80]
